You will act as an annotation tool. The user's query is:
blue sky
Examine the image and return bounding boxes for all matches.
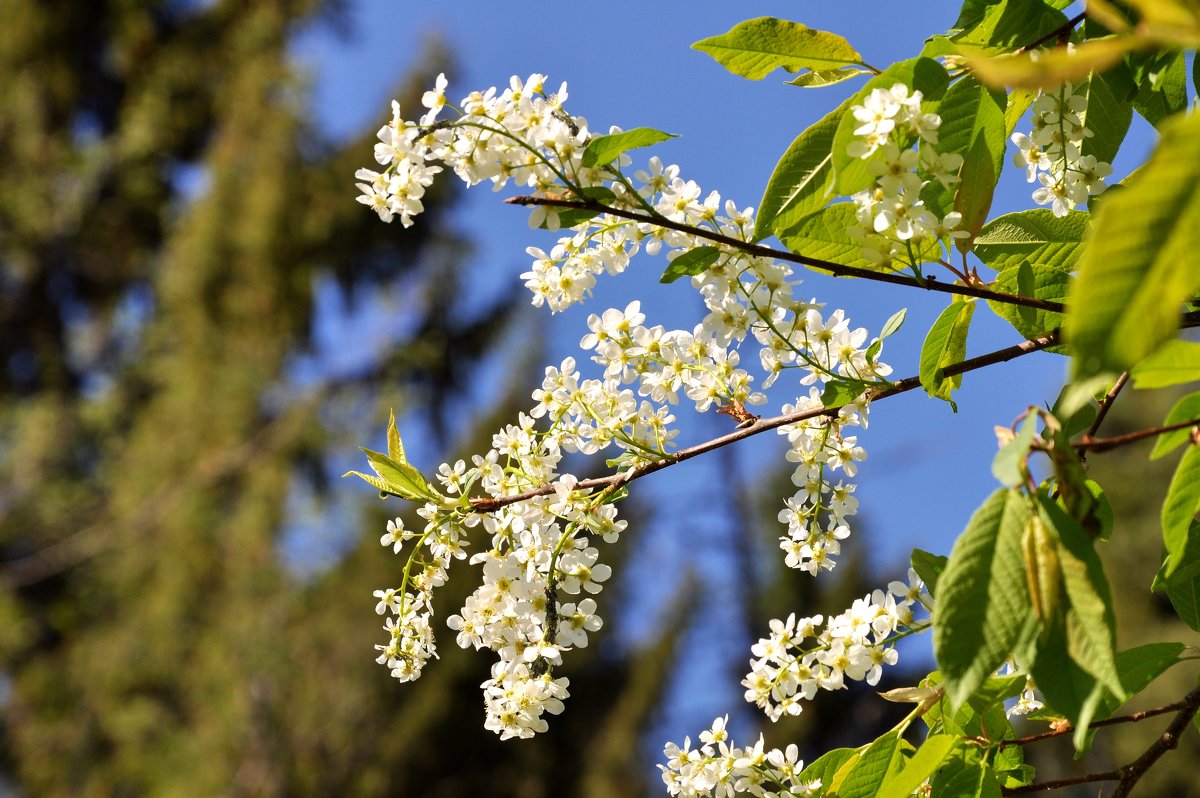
[293,0,1160,759]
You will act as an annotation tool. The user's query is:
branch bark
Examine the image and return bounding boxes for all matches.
[470,330,1060,512]
[506,195,1067,314]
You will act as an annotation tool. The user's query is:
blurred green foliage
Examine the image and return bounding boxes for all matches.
[0,2,682,794]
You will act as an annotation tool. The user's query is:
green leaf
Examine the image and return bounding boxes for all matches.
[837,730,903,797]
[926,76,1007,248]
[920,298,976,410]
[953,136,1000,252]
[1067,112,1200,378]
[1130,340,1200,389]
[1168,576,1200,629]
[780,203,943,271]
[965,36,1137,90]
[1155,519,1200,590]
[800,747,858,791]
[1105,643,1187,712]
[951,0,1068,54]
[357,448,440,503]
[755,96,853,241]
[1078,64,1135,167]
[1083,480,1115,542]
[659,246,722,284]
[934,489,1034,707]
[912,549,949,598]
[1004,87,1037,137]
[1040,498,1123,697]
[1131,49,1189,128]
[343,470,397,498]
[786,66,873,87]
[1160,445,1200,581]
[973,210,1089,272]
[1150,391,1200,460]
[879,307,908,340]
[821,378,872,408]
[1016,261,1036,326]
[831,57,950,195]
[993,413,1038,487]
[581,127,676,168]
[1030,614,1106,741]
[880,735,958,798]
[386,409,405,463]
[931,761,1002,798]
[1050,383,1098,440]
[692,17,863,81]
[988,260,1069,345]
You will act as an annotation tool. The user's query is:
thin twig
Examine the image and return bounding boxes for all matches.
[1085,371,1129,440]
[1001,687,1200,795]
[1076,416,1200,453]
[1111,687,1200,797]
[506,195,1066,314]
[1017,11,1088,54]
[991,697,1195,748]
[469,331,1060,512]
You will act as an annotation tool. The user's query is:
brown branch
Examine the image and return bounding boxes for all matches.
[469,330,1060,512]
[1076,416,1200,453]
[1085,371,1129,440]
[1111,687,1200,797]
[506,195,1066,314]
[1001,687,1200,795]
[1016,11,1088,54]
[993,696,1196,748]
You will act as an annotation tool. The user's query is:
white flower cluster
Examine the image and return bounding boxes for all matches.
[1011,83,1111,217]
[360,73,904,744]
[774,387,868,575]
[847,84,967,269]
[743,569,929,722]
[356,72,585,227]
[660,716,818,798]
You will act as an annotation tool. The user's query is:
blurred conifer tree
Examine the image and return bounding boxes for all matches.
[0,2,682,794]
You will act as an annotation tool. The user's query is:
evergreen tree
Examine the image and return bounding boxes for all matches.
[0,3,679,794]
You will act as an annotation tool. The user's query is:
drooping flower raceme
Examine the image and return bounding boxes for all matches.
[358,73,913,743]
[659,716,819,798]
[1011,82,1111,217]
[845,83,968,271]
[742,568,930,722]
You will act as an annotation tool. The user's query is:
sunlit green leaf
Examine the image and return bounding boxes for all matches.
[1160,446,1200,581]
[1078,65,1135,167]
[920,298,975,410]
[831,58,949,195]
[1132,50,1189,127]
[755,96,853,241]
[1130,340,1200,388]
[1150,392,1200,460]
[927,75,1007,248]
[838,730,903,796]
[659,246,722,283]
[934,489,1034,707]
[1067,113,1200,377]
[952,0,1068,54]
[692,17,863,80]
[1040,498,1123,697]
[912,549,949,598]
[988,260,1069,345]
[880,735,958,798]
[973,210,1088,272]
[993,413,1038,488]
[965,36,1137,89]
[581,128,676,168]
[787,66,873,87]
[386,408,405,463]
[781,204,944,273]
